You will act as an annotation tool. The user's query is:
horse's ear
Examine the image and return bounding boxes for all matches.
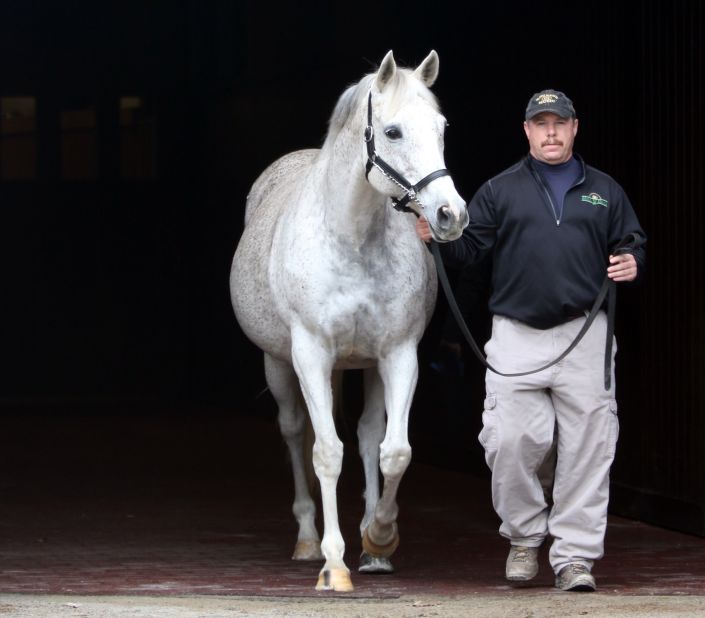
[375,50,397,92]
[414,50,439,87]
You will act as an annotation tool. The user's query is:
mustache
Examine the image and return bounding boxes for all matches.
[542,139,564,147]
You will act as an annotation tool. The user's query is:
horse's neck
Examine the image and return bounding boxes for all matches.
[312,126,388,249]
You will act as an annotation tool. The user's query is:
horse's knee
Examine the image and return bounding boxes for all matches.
[379,444,411,477]
[312,437,343,477]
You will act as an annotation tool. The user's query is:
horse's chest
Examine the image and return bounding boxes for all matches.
[309,272,422,355]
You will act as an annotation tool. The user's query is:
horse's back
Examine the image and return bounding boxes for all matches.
[244,149,319,226]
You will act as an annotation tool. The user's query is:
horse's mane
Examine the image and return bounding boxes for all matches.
[322,68,439,150]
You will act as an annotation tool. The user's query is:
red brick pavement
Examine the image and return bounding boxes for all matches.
[0,410,704,598]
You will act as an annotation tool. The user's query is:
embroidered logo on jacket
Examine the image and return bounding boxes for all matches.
[581,192,608,207]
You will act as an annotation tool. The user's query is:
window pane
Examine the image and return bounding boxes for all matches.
[61,107,97,179]
[61,108,96,131]
[120,96,155,179]
[1,97,37,179]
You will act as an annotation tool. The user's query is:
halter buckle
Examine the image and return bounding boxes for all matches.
[364,126,374,143]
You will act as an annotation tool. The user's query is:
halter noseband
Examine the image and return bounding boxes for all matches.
[364,91,450,214]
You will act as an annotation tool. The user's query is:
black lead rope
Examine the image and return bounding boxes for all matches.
[430,233,644,391]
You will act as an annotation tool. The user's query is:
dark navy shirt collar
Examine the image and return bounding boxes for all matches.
[530,155,581,175]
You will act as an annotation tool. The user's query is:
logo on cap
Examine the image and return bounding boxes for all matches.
[535,93,559,105]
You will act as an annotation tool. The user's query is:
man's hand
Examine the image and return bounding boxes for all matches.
[607,253,637,282]
[415,216,433,243]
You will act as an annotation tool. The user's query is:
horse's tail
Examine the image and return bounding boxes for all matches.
[302,369,345,497]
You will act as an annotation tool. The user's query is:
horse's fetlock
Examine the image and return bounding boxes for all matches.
[321,533,346,561]
[374,505,399,528]
[367,519,398,545]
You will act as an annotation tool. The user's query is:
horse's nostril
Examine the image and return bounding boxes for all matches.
[437,205,451,227]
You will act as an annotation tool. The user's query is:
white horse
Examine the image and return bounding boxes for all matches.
[230,50,467,592]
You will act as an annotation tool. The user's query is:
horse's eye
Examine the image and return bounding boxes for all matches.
[384,127,402,140]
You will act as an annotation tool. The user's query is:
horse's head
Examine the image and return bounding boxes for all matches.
[365,50,468,242]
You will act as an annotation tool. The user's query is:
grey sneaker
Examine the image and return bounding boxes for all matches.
[555,563,596,591]
[505,545,539,581]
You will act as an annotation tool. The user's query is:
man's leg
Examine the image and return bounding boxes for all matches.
[480,317,558,577]
[548,312,618,588]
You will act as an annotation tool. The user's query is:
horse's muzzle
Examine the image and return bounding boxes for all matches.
[431,203,468,241]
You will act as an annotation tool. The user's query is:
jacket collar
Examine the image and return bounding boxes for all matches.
[525,153,586,185]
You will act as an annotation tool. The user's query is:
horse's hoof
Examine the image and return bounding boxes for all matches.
[362,525,400,558]
[292,540,323,561]
[358,551,394,574]
[315,567,353,592]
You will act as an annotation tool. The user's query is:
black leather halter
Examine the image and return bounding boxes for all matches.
[364,91,450,213]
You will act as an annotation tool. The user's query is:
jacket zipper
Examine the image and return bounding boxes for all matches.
[528,158,587,227]
[530,166,561,226]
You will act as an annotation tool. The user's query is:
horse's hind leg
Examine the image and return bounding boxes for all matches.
[264,353,322,561]
[357,367,393,574]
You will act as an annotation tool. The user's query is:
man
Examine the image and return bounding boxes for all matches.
[416,89,646,592]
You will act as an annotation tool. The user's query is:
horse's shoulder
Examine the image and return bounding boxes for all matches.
[244,149,319,225]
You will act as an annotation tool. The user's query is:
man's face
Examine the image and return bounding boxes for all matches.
[523,112,578,164]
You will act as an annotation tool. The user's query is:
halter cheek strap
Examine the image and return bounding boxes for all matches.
[364,91,450,214]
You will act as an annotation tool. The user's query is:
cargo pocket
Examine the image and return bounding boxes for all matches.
[606,399,619,459]
[478,394,499,455]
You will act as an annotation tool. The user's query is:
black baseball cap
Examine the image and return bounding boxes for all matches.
[525,89,576,120]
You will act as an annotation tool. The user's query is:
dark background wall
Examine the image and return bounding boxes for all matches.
[0,1,703,534]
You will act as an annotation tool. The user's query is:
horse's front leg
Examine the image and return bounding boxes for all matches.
[290,326,352,592]
[362,343,417,560]
[357,367,394,573]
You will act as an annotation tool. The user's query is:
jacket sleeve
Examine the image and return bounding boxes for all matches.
[439,180,498,268]
[608,183,647,283]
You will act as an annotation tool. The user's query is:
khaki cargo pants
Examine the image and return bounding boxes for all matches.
[479,312,618,574]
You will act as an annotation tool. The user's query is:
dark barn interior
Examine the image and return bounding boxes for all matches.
[0,0,704,598]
